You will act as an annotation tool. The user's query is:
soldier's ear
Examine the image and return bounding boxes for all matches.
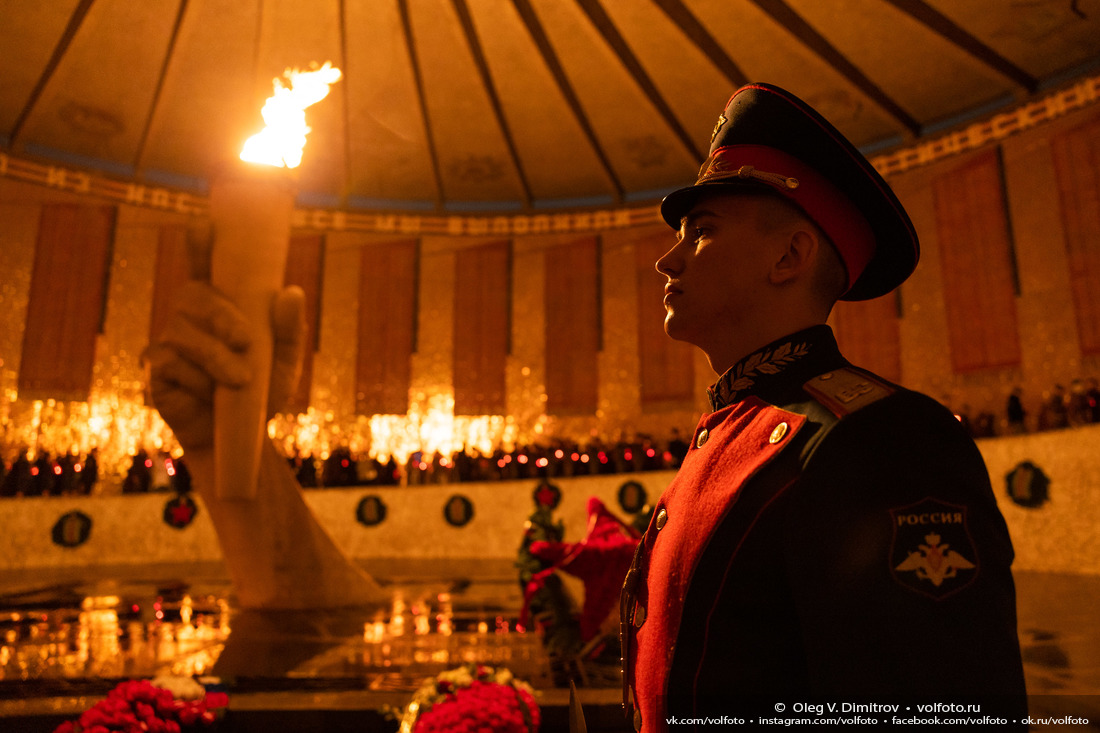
[769,227,819,286]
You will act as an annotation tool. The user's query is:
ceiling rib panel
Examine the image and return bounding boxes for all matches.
[344,0,437,206]
[451,0,534,207]
[921,0,1099,80]
[133,0,191,174]
[683,0,906,149]
[0,0,1096,214]
[16,0,179,167]
[530,0,700,194]
[574,0,704,162]
[598,0,736,180]
[510,0,626,202]
[134,0,267,184]
[1,0,89,143]
[412,0,527,206]
[786,0,1021,136]
[467,0,617,203]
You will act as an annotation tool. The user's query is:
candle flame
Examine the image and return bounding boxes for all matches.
[240,62,342,168]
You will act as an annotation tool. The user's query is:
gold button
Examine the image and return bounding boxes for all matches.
[769,422,789,444]
[696,428,709,448]
[819,372,834,381]
[633,603,646,627]
[634,707,643,731]
[655,508,668,530]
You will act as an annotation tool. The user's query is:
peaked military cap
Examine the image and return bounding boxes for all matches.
[661,83,920,301]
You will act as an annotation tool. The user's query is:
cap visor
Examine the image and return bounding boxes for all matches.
[660,180,777,229]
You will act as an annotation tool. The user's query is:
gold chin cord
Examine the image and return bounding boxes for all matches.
[732,164,800,189]
[696,156,801,191]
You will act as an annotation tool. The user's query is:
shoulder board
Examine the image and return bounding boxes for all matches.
[803,367,895,418]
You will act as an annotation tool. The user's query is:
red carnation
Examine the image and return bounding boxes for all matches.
[406,666,540,733]
[52,678,228,733]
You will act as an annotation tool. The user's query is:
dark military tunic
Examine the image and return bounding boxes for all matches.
[621,325,1026,732]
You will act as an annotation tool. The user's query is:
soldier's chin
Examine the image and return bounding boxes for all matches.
[662,313,694,342]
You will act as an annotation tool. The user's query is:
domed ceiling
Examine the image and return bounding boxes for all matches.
[2,0,1099,214]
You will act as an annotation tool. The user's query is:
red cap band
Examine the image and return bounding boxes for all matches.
[698,144,876,291]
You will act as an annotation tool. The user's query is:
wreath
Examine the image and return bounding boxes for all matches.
[399,665,539,733]
[163,494,199,529]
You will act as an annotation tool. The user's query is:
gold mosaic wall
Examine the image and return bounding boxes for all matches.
[3,101,1100,484]
[884,104,1100,426]
[0,183,182,482]
[289,231,366,456]
[0,202,36,393]
[508,237,550,442]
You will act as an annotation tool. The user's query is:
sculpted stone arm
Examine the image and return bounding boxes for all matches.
[145,229,382,609]
[145,280,300,458]
[174,440,384,608]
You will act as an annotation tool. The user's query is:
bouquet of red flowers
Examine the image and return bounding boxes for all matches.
[399,665,539,733]
[53,677,228,733]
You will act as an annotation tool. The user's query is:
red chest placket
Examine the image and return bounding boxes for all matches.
[628,397,805,732]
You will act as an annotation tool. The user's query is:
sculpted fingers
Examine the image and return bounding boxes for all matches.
[146,343,215,450]
[146,343,215,401]
[174,281,252,351]
[160,312,252,388]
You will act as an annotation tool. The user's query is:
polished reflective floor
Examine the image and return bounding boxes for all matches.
[1016,572,1100,728]
[0,572,547,690]
[0,564,1097,731]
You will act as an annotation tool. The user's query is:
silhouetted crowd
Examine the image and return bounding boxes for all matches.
[0,448,195,498]
[7,378,1098,497]
[0,449,99,497]
[288,429,693,488]
[1033,379,1100,431]
[118,449,192,494]
[955,378,1100,439]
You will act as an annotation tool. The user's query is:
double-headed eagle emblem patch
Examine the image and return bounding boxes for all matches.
[890,498,978,599]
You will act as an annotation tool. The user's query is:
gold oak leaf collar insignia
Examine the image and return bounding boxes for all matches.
[708,340,811,410]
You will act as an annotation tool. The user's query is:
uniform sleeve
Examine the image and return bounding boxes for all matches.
[785,392,1027,710]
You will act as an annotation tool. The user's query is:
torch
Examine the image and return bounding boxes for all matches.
[210,62,341,501]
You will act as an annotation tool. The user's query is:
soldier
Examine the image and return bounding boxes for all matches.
[619,83,1026,731]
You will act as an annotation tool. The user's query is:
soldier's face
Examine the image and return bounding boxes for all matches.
[655,194,779,351]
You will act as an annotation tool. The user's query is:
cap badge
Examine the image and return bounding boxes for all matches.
[710,112,727,143]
